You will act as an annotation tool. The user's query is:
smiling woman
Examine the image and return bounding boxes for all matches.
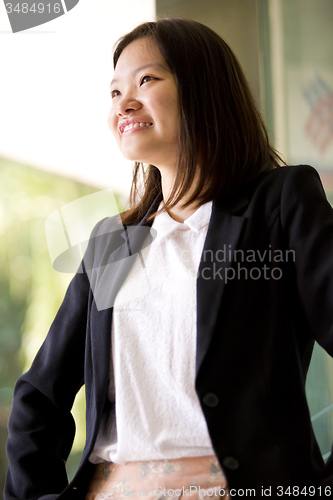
[108,38,180,186]
[5,17,333,500]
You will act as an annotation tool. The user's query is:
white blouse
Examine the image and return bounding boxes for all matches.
[89,200,215,464]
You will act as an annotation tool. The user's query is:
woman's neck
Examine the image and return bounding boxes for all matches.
[160,167,201,223]
[164,204,199,223]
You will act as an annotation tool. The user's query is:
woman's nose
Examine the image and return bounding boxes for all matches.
[116,96,142,116]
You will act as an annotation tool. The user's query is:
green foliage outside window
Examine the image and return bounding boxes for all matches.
[0,157,123,490]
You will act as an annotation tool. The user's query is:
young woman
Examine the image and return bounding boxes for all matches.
[5,18,333,500]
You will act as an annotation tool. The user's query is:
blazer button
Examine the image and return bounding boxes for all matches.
[222,456,239,470]
[203,392,219,407]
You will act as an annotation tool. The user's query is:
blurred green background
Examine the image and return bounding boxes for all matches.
[0,157,123,491]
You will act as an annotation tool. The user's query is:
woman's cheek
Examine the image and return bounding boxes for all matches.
[107,110,117,136]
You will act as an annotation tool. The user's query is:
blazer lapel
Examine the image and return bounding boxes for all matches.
[86,191,163,442]
[196,189,249,376]
[89,191,163,312]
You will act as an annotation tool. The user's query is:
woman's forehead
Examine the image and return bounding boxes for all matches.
[116,38,163,69]
[113,38,171,82]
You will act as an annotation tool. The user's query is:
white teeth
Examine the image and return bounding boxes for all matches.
[122,122,152,133]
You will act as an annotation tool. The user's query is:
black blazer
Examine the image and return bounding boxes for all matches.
[5,165,333,500]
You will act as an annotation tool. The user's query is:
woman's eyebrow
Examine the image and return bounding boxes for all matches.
[110,63,166,88]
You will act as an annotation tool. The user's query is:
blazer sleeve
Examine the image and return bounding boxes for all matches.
[280,164,333,486]
[280,165,333,355]
[3,220,103,500]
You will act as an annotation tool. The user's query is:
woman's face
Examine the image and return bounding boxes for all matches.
[108,38,179,170]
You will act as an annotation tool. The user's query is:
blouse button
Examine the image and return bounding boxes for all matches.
[222,456,239,470]
[203,392,219,407]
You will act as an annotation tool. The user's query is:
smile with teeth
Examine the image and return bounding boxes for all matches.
[122,122,153,133]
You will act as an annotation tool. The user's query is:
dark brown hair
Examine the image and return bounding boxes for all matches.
[113,18,284,225]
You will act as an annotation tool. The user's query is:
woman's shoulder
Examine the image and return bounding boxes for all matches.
[214,164,326,222]
[247,164,324,204]
[214,165,322,214]
[254,164,321,188]
[244,164,329,229]
[91,213,124,238]
[83,214,128,269]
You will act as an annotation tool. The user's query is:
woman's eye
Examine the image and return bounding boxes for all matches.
[140,75,155,85]
[111,90,121,99]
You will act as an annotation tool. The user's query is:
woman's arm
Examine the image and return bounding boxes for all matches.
[280,165,333,487]
[4,267,90,500]
[280,165,333,357]
[3,216,111,500]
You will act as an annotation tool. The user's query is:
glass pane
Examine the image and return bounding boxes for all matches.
[156,0,262,106]
[269,0,333,459]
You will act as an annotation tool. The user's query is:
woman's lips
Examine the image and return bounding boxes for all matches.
[119,121,153,134]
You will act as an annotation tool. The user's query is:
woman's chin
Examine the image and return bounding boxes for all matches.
[121,151,151,163]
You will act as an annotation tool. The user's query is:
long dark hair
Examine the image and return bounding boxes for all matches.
[113,18,284,225]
